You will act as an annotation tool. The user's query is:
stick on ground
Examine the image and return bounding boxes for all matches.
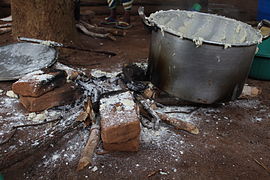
[12,118,62,129]
[76,23,116,41]
[77,123,100,171]
[80,20,126,37]
[156,112,199,135]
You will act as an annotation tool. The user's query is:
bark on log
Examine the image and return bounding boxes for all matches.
[11,0,77,44]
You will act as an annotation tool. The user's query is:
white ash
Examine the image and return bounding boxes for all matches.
[99,91,138,128]
[228,99,261,109]
[27,112,37,121]
[18,73,54,83]
[91,166,98,172]
[134,62,148,71]
[32,113,46,122]
[100,91,135,112]
[38,129,89,169]
[6,90,18,98]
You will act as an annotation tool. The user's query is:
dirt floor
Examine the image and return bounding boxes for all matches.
[0,8,270,180]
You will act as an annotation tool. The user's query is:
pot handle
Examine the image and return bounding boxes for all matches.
[138,6,158,32]
[257,19,270,40]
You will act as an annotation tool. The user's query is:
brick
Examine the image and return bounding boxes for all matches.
[12,69,67,97]
[103,136,140,152]
[19,82,82,112]
[100,91,141,144]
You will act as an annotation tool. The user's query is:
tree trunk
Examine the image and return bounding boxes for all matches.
[11,0,77,44]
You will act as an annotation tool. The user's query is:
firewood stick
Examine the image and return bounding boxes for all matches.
[0,23,11,28]
[76,23,116,41]
[0,27,11,35]
[77,97,100,171]
[80,20,126,37]
[156,112,199,135]
[77,122,100,171]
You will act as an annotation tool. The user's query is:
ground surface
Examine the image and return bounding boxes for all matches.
[0,9,270,180]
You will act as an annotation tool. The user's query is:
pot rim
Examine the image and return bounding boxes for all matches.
[148,10,263,47]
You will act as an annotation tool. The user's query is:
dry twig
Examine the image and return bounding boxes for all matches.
[254,158,270,174]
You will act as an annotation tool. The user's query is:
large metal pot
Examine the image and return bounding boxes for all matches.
[139,7,263,104]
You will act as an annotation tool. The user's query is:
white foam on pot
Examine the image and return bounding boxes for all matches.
[147,10,262,47]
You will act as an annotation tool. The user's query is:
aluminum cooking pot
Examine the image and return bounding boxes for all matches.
[139,7,263,104]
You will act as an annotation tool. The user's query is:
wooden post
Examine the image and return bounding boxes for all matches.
[11,0,77,44]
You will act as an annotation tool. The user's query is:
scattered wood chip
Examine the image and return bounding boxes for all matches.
[76,111,89,122]
[84,97,95,121]
[143,87,156,99]
[240,85,262,98]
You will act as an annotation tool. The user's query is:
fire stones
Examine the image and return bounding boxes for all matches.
[12,69,82,112]
[100,91,141,152]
